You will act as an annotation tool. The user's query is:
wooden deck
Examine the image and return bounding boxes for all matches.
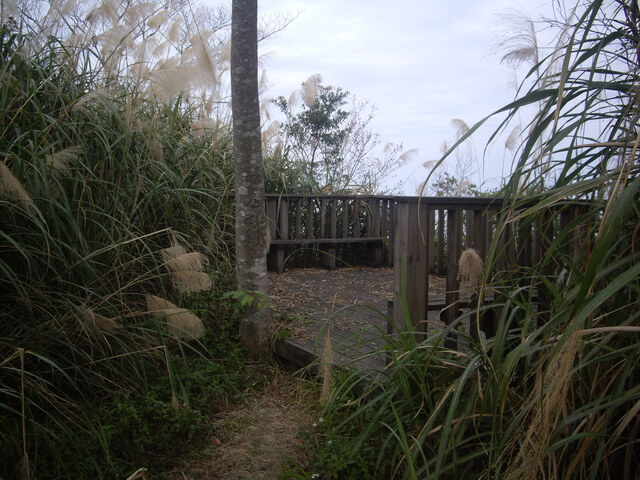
[270,267,454,373]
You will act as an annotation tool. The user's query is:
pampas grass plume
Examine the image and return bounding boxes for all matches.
[83,309,122,332]
[147,9,169,29]
[165,252,208,272]
[171,271,212,294]
[458,248,483,286]
[0,162,34,209]
[146,294,205,339]
[46,145,83,174]
[301,73,322,106]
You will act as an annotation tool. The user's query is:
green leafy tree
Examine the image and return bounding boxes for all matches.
[267,75,414,193]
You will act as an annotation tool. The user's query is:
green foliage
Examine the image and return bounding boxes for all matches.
[271,86,350,192]
[0,23,245,479]
[266,78,411,194]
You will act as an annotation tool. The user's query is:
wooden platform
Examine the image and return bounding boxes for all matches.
[270,267,469,373]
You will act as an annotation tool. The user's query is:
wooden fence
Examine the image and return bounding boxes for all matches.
[265,194,590,342]
[391,196,590,342]
[266,194,394,272]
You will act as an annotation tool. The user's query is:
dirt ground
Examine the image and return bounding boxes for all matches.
[165,267,448,480]
[166,371,315,480]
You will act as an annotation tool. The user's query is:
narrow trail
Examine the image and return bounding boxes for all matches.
[166,372,315,480]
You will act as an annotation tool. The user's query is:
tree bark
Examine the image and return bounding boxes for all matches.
[231,0,270,355]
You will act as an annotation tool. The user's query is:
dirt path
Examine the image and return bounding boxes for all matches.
[166,371,315,480]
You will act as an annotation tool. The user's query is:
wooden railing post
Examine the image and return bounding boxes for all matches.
[392,200,429,336]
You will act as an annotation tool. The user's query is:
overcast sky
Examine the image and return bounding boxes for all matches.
[256,0,558,194]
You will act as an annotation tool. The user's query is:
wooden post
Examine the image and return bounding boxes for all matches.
[371,198,383,266]
[392,201,429,337]
[444,209,462,349]
[276,198,289,272]
[323,199,337,270]
[266,198,279,271]
[427,210,435,273]
[444,209,462,314]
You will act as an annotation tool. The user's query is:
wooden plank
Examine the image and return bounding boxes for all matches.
[472,209,488,260]
[295,198,302,240]
[270,237,384,245]
[324,199,338,270]
[371,198,383,266]
[306,198,314,240]
[437,209,445,276]
[266,198,280,272]
[320,198,326,239]
[275,198,289,272]
[342,198,349,238]
[516,217,532,268]
[427,210,435,273]
[444,209,462,348]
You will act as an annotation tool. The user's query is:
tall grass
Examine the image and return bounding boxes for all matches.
[313,2,639,479]
[0,20,237,478]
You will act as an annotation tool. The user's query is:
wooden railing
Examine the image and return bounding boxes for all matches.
[391,196,592,342]
[264,194,591,342]
[265,194,394,272]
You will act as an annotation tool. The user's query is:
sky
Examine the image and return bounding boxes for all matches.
[255,0,560,194]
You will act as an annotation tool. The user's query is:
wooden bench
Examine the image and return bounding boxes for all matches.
[268,237,385,272]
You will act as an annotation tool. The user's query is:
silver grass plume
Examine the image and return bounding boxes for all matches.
[189,30,218,88]
[160,246,212,294]
[451,118,470,139]
[85,0,118,25]
[146,295,205,339]
[458,248,484,286]
[82,309,122,332]
[0,162,34,209]
[46,145,83,174]
[301,73,322,106]
[167,19,182,44]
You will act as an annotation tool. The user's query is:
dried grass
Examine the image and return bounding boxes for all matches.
[166,373,313,480]
[506,332,580,479]
[146,295,205,339]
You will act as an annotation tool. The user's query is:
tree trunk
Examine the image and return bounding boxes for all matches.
[231,0,270,356]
